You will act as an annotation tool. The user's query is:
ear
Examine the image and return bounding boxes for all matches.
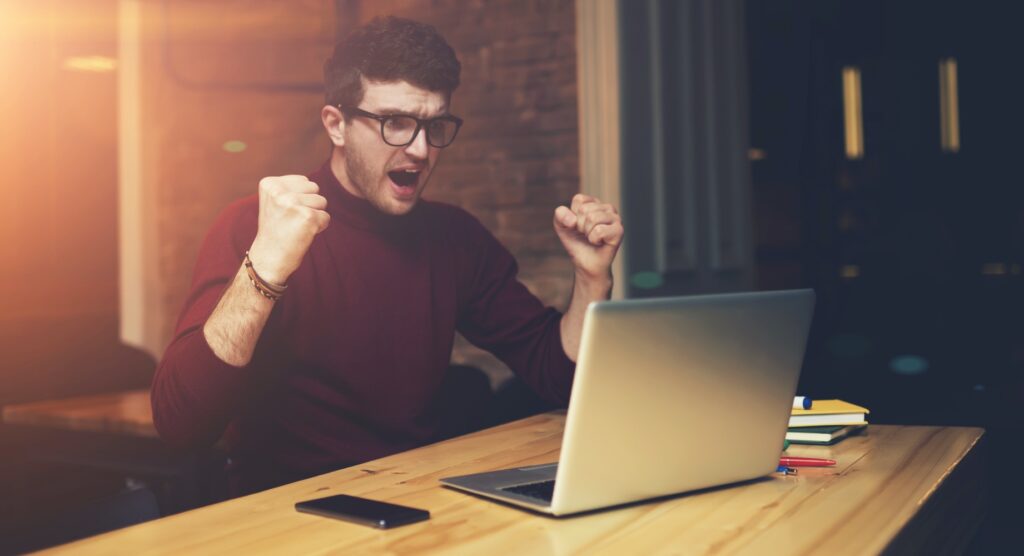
[321,105,346,147]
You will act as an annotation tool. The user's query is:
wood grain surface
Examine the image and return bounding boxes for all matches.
[40,412,984,555]
[2,389,156,438]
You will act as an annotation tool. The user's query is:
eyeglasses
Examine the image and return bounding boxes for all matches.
[339,106,463,149]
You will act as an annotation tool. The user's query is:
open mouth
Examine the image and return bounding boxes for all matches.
[387,169,421,189]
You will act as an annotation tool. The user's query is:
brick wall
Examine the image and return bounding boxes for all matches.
[153,0,579,382]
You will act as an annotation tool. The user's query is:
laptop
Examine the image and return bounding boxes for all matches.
[440,289,815,516]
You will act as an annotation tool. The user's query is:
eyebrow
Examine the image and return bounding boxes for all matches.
[373,106,451,119]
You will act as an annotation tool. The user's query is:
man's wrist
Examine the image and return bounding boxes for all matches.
[244,251,287,300]
[573,270,613,300]
[247,241,290,286]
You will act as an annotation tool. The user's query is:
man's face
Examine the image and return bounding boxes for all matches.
[338,80,448,215]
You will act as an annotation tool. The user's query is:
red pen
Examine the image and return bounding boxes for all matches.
[779,456,836,467]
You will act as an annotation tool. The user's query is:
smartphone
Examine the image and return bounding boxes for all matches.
[295,494,430,529]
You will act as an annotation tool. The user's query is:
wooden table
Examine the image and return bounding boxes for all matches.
[40,411,986,555]
[2,389,156,438]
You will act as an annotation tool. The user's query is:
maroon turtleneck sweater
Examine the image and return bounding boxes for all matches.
[151,162,575,494]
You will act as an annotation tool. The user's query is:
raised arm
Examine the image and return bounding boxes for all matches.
[151,175,329,449]
[553,194,624,361]
[204,175,330,366]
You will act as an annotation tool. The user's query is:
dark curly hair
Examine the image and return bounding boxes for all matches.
[323,16,461,108]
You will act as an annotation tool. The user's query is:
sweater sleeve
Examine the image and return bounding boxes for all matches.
[150,198,270,450]
[454,213,576,406]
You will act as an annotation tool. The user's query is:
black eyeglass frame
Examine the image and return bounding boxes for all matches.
[338,105,464,148]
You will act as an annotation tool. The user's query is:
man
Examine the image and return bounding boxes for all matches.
[152,16,623,496]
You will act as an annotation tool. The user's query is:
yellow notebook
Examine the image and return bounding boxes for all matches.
[789,399,870,427]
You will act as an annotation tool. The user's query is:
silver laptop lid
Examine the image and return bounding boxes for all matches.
[550,289,814,515]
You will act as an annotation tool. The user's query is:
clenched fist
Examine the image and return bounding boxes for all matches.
[553,194,624,283]
[247,175,330,285]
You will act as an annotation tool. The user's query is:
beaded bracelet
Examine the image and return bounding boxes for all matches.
[244,251,287,301]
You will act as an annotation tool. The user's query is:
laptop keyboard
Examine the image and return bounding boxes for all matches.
[501,480,555,502]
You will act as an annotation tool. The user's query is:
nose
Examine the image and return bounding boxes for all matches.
[404,126,430,160]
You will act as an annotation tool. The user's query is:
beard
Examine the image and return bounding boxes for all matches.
[343,142,424,216]
[343,143,379,206]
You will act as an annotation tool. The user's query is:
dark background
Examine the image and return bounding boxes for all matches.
[745,0,1023,551]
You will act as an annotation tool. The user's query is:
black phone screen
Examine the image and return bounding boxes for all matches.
[295,494,430,529]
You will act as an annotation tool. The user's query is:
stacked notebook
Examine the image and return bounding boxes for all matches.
[786,399,869,445]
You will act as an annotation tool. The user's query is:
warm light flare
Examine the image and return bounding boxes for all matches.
[222,140,248,153]
[64,56,117,72]
[842,66,865,160]
[939,58,961,153]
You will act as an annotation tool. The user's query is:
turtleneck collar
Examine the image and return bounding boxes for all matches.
[309,160,422,233]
